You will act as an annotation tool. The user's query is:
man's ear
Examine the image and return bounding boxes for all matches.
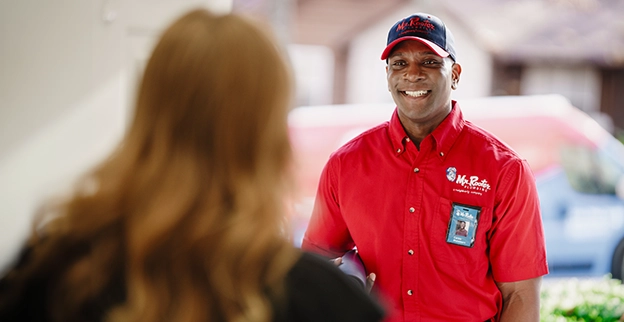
[451,62,462,90]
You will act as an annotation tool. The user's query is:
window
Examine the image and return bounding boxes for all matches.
[560,141,624,195]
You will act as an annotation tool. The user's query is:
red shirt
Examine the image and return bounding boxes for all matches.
[302,102,549,322]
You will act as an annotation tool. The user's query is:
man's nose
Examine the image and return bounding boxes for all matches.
[404,63,424,82]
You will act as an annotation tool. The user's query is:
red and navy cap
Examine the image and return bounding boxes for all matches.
[381,13,457,62]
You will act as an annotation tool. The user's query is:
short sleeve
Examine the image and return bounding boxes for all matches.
[489,159,549,282]
[301,157,355,258]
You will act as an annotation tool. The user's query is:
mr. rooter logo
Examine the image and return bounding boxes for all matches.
[396,17,435,34]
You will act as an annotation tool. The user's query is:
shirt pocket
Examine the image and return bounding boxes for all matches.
[428,197,489,264]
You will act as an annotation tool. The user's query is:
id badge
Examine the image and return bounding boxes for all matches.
[446,203,481,248]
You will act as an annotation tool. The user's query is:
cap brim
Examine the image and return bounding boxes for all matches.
[380,36,450,60]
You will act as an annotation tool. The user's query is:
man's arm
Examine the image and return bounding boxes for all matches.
[301,158,355,257]
[496,277,542,321]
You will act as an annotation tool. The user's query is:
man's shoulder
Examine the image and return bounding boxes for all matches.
[461,119,522,161]
[330,122,390,158]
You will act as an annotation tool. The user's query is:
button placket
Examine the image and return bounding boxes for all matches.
[403,138,422,310]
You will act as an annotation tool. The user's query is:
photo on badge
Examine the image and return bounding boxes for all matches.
[446,203,481,248]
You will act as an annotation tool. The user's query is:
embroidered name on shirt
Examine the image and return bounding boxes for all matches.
[446,167,491,195]
[456,175,491,191]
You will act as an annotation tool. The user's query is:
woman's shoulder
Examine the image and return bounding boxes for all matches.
[279,251,385,322]
[0,245,50,322]
[0,243,124,322]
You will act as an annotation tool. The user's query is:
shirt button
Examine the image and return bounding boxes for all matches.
[407,290,413,295]
[413,167,419,173]
[439,152,444,156]
[409,207,415,213]
[406,137,411,142]
[397,148,402,153]
[408,249,414,255]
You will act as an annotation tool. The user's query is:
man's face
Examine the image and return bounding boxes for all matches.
[386,40,461,128]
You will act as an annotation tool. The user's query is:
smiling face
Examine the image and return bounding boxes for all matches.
[386,40,461,140]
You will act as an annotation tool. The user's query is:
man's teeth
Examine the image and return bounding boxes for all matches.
[404,90,428,97]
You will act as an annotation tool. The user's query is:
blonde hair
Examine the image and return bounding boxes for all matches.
[4,8,297,322]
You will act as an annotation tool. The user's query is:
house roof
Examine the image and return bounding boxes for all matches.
[441,0,624,65]
[292,0,407,49]
[233,0,407,49]
[283,0,624,66]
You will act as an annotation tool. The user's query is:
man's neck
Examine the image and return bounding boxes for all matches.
[400,101,454,150]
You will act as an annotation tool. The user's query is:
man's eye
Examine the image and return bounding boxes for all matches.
[392,61,406,66]
[424,60,440,65]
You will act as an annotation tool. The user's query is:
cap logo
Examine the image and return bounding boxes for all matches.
[396,17,435,35]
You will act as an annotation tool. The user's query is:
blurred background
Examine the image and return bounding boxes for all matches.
[1,0,624,282]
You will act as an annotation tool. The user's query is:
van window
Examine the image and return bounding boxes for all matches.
[560,143,623,195]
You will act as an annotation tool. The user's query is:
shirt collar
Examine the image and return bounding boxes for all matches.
[388,100,465,158]
[389,108,409,155]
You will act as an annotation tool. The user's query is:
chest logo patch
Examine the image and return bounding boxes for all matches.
[446,167,457,182]
[446,167,491,195]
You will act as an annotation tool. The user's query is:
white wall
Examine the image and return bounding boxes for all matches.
[521,64,611,131]
[288,44,335,106]
[522,65,601,113]
[0,0,232,270]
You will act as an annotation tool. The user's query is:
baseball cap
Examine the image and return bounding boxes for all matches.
[381,13,457,62]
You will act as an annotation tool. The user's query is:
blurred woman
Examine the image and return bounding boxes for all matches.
[0,8,384,322]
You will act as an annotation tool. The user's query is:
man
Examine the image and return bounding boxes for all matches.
[301,12,548,321]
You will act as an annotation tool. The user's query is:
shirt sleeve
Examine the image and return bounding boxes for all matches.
[489,159,549,282]
[301,156,356,258]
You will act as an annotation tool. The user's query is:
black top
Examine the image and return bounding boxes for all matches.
[275,252,384,322]
[0,250,384,322]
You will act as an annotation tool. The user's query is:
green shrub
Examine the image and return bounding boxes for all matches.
[540,276,624,321]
